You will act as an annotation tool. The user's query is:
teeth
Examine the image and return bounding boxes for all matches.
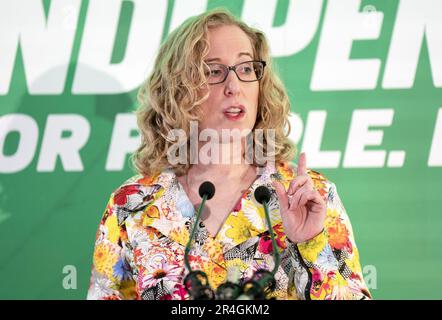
[226,107,241,113]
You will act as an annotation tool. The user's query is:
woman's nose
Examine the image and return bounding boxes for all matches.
[224,70,241,96]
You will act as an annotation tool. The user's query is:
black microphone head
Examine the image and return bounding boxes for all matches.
[199,181,215,200]
[254,186,271,204]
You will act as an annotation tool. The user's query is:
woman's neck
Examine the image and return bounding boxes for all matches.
[189,140,252,181]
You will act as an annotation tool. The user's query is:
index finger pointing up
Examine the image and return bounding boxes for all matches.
[297,152,307,176]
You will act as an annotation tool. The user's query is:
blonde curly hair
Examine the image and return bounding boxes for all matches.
[132,8,296,177]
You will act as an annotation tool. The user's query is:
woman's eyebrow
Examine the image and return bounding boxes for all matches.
[205,52,254,63]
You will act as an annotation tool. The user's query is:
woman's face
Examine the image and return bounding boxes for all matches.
[199,25,259,136]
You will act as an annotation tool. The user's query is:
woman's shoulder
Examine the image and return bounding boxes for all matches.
[108,171,164,210]
[118,172,161,188]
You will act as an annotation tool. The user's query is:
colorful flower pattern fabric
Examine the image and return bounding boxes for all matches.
[87,162,371,300]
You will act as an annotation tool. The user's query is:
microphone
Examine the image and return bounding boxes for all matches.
[237,186,280,299]
[183,181,215,299]
[199,181,215,200]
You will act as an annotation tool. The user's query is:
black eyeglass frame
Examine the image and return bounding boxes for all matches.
[205,60,267,85]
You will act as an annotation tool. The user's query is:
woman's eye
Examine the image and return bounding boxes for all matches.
[208,68,225,78]
[239,65,253,74]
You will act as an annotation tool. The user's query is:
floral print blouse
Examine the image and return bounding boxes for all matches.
[87,161,371,300]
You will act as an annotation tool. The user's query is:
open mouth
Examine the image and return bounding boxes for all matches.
[224,107,244,116]
[223,106,245,120]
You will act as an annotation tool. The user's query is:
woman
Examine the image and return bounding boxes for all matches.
[87,8,371,300]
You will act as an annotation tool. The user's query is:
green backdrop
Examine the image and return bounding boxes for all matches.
[1,0,441,299]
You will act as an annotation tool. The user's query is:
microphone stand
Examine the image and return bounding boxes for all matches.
[262,191,281,276]
[183,181,215,300]
[237,186,280,300]
[184,194,207,272]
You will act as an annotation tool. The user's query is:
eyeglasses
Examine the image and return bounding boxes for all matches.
[205,60,266,84]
